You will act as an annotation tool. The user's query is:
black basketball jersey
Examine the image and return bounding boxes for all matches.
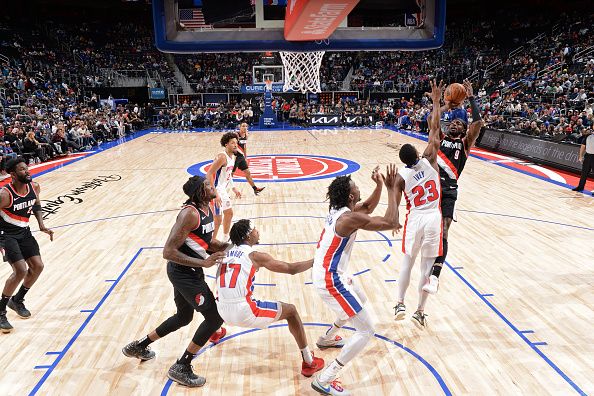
[178,204,214,262]
[237,133,247,154]
[437,136,468,190]
[0,183,37,235]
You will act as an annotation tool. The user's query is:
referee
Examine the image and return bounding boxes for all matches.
[572,128,594,196]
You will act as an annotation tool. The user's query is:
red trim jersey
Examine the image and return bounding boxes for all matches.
[0,183,37,235]
[217,244,257,301]
[399,158,442,213]
[437,136,468,190]
[178,204,214,263]
[237,133,247,155]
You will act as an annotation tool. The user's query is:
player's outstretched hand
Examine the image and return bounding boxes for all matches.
[371,165,383,185]
[391,222,403,236]
[463,78,474,97]
[233,188,242,199]
[430,79,444,103]
[383,164,398,189]
[204,251,225,268]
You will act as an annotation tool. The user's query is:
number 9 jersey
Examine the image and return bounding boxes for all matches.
[399,158,443,258]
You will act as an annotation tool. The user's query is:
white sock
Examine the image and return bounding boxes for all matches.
[300,346,313,364]
[323,320,345,340]
[318,359,343,384]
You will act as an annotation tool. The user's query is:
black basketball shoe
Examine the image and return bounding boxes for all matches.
[0,311,13,333]
[7,298,31,318]
[167,362,206,387]
[122,340,156,361]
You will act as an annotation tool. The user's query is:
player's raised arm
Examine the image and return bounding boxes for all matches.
[337,164,400,234]
[250,251,313,275]
[354,166,383,214]
[463,78,484,151]
[423,80,445,164]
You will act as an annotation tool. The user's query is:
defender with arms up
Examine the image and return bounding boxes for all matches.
[393,80,445,329]
[311,164,400,396]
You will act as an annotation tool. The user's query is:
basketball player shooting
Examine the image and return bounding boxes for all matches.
[423,78,484,294]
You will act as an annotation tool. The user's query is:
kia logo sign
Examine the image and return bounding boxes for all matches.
[310,115,340,125]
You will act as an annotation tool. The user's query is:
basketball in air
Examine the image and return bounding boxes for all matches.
[444,83,467,106]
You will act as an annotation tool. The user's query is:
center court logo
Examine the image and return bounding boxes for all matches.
[187,154,360,183]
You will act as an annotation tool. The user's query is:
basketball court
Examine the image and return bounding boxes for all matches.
[0,127,592,395]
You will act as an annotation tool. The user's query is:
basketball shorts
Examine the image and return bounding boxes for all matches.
[3,230,40,264]
[402,210,443,259]
[441,188,458,219]
[233,153,249,172]
[216,298,282,329]
[214,188,232,215]
[314,274,367,321]
[167,261,217,313]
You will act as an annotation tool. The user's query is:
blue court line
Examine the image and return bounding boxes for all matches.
[45,352,61,356]
[532,342,548,346]
[385,279,397,283]
[382,254,391,262]
[353,268,371,277]
[520,330,535,334]
[481,293,494,297]
[104,279,117,282]
[444,261,586,395]
[33,366,52,370]
[28,247,145,396]
[79,310,93,313]
[160,322,452,396]
[451,266,463,270]
[304,281,313,285]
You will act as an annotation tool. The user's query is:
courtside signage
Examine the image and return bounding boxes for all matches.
[188,154,360,183]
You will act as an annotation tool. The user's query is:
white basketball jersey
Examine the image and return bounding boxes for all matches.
[399,157,441,213]
[216,244,256,302]
[312,207,357,287]
[214,152,235,191]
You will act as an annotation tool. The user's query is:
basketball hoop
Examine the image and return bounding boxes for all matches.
[264,79,273,92]
[280,51,325,93]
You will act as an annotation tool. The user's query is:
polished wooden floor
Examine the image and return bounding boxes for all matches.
[1,128,592,396]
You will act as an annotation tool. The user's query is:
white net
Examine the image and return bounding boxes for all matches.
[279,51,325,93]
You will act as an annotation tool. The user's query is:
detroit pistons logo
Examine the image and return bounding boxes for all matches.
[187,154,360,183]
